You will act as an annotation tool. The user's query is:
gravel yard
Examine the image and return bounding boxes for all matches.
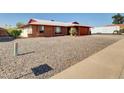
[0,35,124,79]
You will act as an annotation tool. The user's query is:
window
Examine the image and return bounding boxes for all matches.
[55,27,61,33]
[39,26,45,33]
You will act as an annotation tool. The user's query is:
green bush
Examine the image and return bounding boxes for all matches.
[113,30,121,35]
[9,29,22,38]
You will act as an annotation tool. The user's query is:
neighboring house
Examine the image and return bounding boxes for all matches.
[0,27,9,37]
[91,24,124,34]
[20,19,91,37]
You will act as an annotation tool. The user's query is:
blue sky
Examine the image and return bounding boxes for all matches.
[0,13,123,27]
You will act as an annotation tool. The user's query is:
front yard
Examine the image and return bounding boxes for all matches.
[0,35,124,79]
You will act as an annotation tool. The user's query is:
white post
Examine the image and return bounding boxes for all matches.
[0,58,1,66]
[14,42,18,56]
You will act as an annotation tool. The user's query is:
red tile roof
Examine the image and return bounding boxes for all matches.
[27,18,91,27]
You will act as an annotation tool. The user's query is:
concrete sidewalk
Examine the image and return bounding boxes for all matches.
[51,39,124,79]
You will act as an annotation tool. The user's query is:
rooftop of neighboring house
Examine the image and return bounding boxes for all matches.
[21,18,91,28]
[106,24,124,27]
[0,27,9,36]
[0,27,8,33]
[91,24,124,28]
[0,27,6,30]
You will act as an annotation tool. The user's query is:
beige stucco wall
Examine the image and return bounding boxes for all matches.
[20,26,32,37]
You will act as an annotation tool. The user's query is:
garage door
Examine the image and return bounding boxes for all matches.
[79,27,89,35]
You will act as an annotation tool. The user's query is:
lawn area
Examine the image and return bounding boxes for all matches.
[0,35,124,79]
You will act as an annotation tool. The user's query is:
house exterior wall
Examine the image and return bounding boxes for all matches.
[29,25,55,37]
[27,25,68,37]
[31,25,44,37]
[91,26,120,34]
[44,25,55,37]
[78,27,90,35]
[20,26,32,37]
[21,25,90,37]
[55,26,68,36]
[61,27,68,35]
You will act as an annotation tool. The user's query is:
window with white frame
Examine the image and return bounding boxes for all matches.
[39,26,45,33]
[55,27,61,33]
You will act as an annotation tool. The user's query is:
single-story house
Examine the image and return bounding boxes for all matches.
[91,24,124,34]
[20,19,91,37]
[0,27,9,37]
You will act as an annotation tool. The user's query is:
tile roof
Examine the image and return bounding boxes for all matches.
[28,18,91,27]
[0,27,6,30]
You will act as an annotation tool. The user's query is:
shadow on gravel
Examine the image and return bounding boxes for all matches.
[31,64,53,76]
[15,64,53,79]
[18,51,35,56]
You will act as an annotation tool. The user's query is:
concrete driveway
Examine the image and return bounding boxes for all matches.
[51,39,124,79]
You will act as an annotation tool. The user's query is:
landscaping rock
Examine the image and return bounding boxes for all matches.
[0,35,124,79]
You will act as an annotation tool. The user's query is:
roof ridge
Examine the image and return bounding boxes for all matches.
[31,18,67,23]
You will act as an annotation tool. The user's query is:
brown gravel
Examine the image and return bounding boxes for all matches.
[0,35,124,79]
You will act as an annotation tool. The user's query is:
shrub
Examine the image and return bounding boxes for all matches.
[113,30,122,35]
[8,29,22,38]
[69,27,77,36]
[113,30,119,35]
